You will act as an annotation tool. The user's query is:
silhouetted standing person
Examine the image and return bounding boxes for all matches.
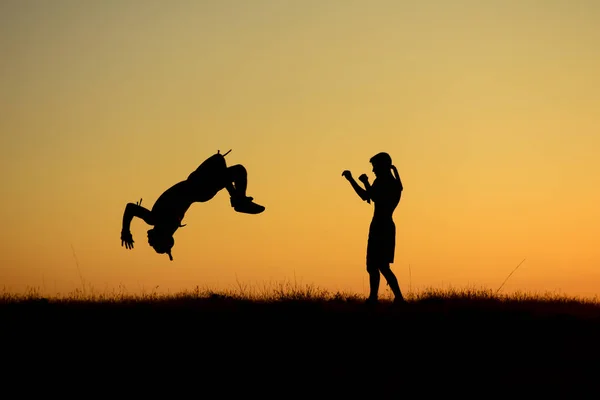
[342,152,405,305]
[120,150,265,261]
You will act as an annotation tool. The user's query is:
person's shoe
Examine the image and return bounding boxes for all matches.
[393,297,406,307]
[230,195,253,206]
[365,297,379,307]
[230,196,265,214]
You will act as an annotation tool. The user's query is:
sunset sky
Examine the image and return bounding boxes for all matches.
[2,0,599,298]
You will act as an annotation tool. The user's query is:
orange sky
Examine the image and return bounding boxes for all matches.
[1,0,599,298]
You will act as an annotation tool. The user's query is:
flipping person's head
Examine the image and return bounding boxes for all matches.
[147,228,174,261]
[369,152,392,176]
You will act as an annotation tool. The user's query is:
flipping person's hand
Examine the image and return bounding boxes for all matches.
[121,230,134,250]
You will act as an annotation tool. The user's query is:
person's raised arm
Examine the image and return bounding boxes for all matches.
[121,199,153,249]
[342,170,371,203]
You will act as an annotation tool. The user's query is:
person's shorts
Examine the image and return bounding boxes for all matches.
[366,219,396,264]
[186,154,228,199]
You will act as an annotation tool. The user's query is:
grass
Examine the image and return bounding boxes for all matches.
[3,280,599,311]
[3,282,600,396]
[4,281,600,324]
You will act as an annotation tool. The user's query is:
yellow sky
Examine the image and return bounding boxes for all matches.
[1,0,599,298]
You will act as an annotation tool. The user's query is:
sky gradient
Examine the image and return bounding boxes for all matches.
[2,0,599,298]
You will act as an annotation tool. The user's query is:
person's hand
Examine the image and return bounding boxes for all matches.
[342,170,352,181]
[358,174,369,185]
[391,165,399,180]
[121,230,134,249]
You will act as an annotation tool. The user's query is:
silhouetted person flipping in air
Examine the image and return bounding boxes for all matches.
[342,152,405,305]
[120,150,265,261]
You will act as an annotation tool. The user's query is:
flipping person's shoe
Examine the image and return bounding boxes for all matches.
[230,196,265,214]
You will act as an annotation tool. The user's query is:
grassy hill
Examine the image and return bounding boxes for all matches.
[2,285,600,397]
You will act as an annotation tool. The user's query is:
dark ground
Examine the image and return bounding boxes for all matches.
[2,295,600,397]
